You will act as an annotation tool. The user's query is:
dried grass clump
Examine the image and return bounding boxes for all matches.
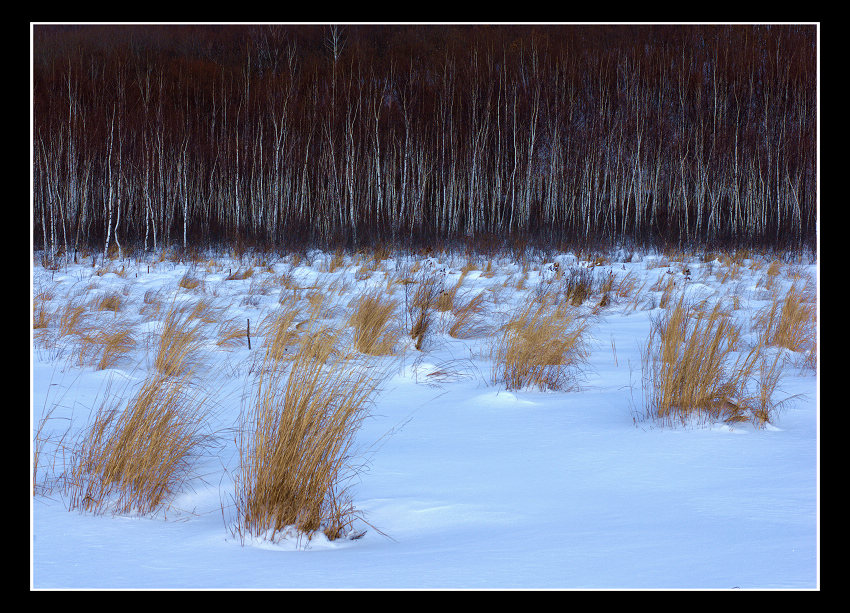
[563,266,594,306]
[65,372,213,516]
[217,316,250,349]
[187,297,223,324]
[33,291,53,331]
[327,249,346,273]
[641,293,785,427]
[57,300,89,337]
[232,328,383,543]
[226,267,254,281]
[594,271,615,310]
[178,273,202,290]
[348,291,400,356]
[153,303,206,377]
[493,297,589,391]
[434,279,461,312]
[260,306,301,362]
[755,283,816,356]
[406,275,441,350]
[140,288,164,320]
[448,290,488,339]
[76,318,137,370]
[94,291,124,313]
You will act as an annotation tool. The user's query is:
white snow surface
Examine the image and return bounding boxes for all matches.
[31,248,819,589]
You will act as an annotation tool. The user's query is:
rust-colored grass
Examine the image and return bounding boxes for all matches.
[755,282,816,356]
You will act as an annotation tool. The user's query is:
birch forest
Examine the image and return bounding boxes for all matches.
[33,24,817,259]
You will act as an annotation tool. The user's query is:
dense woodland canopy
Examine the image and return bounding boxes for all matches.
[32,24,817,259]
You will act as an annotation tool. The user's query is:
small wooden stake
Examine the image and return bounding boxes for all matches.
[247,318,251,350]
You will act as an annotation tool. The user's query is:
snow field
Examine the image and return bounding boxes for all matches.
[32,247,818,589]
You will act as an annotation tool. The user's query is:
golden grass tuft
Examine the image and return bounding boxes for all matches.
[348,290,400,356]
[232,327,383,542]
[260,306,301,361]
[448,290,489,339]
[755,282,816,355]
[563,267,594,306]
[153,303,206,377]
[405,275,442,350]
[33,292,53,331]
[65,372,213,516]
[641,293,784,426]
[226,267,254,281]
[57,300,89,337]
[94,291,124,313]
[178,273,203,290]
[216,316,250,349]
[76,317,137,370]
[493,297,589,391]
[434,280,461,312]
[327,249,346,273]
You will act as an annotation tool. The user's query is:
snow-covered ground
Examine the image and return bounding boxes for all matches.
[31,247,818,589]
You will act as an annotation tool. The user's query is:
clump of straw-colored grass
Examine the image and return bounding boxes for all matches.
[641,292,786,427]
[260,306,301,362]
[226,266,254,281]
[94,290,124,313]
[57,299,89,337]
[215,316,249,349]
[178,273,202,291]
[755,282,816,356]
[563,266,595,306]
[348,290,400,356]
[65,372,213,516]
[448,290,488,339]
[76,317,137,370]
[406,275,442,350]
[493,297,589,391]
[232,327,383,543]
[153,303,206,377]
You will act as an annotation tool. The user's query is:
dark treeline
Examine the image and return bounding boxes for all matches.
[33,24,817,259]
